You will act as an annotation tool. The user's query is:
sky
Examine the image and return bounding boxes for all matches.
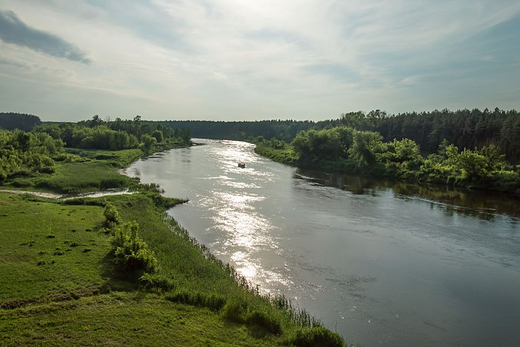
[0,0,519,122]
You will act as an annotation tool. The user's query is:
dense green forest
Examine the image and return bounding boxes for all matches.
[159,120,319,142]
[0,113,41,131]
[162,108,520,163]
[255,125,520,194]
[338,108,520,163]
[36,115,191,151]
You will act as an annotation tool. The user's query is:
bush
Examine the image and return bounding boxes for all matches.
[110,221,158,275]
[103,202,121,227]
[285,327,345,347]
[11,178,33,187]
[222,296,248,322]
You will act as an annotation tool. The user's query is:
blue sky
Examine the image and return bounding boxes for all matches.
[0,0,519,121]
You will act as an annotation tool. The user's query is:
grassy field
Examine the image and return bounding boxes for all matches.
[0,194,109,306]
[6,148,143,194]
[0,193,281,345]
[0,147,346,346]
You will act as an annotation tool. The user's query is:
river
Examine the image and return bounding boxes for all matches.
[125,139,520,347]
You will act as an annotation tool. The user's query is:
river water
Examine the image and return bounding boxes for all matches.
[125,139,520,347]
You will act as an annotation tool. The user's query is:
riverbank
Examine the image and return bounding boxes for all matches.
[0,146,345,346]
[254,143,520,196]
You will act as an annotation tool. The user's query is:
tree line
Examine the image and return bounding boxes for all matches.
[34,115,191,152]
[159,108,520,163]
[257,125,519,193]
[0,114,192,185]
[336,108,520,163]
[0,113,41,131]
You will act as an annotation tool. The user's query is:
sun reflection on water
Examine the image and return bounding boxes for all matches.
[189,140,293,292]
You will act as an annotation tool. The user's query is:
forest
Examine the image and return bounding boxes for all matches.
[0,112,41,131]
[255,125,519,194]
[162,108,520,163]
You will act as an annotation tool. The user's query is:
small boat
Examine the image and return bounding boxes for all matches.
[238,162,246,168]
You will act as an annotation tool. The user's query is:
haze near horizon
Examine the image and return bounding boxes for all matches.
[0,0,519,122]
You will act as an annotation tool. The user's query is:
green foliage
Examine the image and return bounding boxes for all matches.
[262,125,520,194]
[151,129,164,143]
[34,115,190,151]
[103,202,121,227]
[285,327,345,347]
[139,273,175,291]
[166,290,227,311]
[222,296,249,322]
[140,134,158,152]
[245,309,282,335]
[110,221,158,275]
[0,129,63,182]
[348,131,384,165]
[0,112,41,131]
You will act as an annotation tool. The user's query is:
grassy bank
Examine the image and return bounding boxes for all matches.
[254,145,298,166]
[0,148,345,346]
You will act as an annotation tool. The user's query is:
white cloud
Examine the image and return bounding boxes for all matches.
[0,0,519,120]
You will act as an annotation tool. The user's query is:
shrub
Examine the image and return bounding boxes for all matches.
[222,296,248,323]
[285,327,345,347]
[103,202,121,227]
[110,221,158,275]
[11,178,33,187]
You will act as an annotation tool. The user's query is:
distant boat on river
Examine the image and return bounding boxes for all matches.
[238,162,246,168]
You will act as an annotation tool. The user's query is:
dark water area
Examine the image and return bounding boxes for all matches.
[126,139,520,347]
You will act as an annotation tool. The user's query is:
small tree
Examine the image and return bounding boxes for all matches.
[104,203,121,228]
[110,221,158,275]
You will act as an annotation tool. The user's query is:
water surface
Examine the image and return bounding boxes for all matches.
[126,139,520,347]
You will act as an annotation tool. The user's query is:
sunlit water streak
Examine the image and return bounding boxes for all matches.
[126,139,520,347]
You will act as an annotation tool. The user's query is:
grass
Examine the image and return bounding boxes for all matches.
[254,145,298,165]
[3,148,143,194]
[64,148,143,168]
[35,162,137,194]
[0,194,111,306]
[0,293,277,346]
[0,146,346,346]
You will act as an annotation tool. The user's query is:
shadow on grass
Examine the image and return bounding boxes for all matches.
[99,252,139,293]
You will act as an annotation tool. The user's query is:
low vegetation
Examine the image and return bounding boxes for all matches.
[0,115,345,346]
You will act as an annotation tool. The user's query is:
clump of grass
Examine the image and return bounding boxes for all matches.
[245,310,282,335]
[272,294,322,328]
[139,273,175,292]
[221,296,248,322]
[165,290,226,312]
[283,327,345,347]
